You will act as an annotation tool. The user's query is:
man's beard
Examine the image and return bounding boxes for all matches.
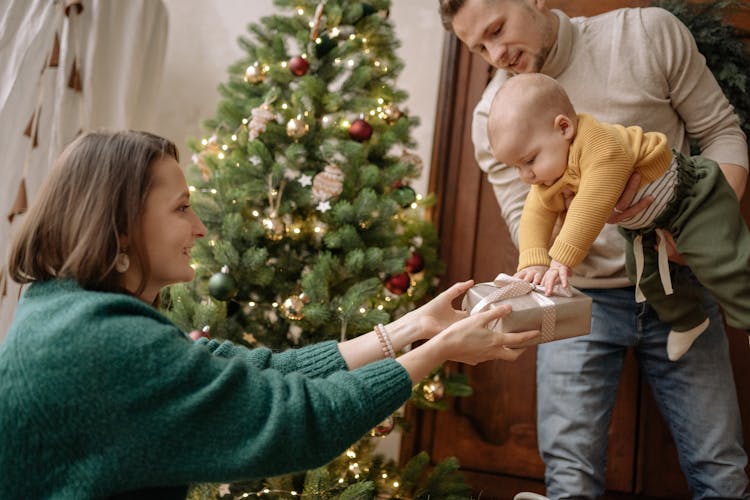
[507,45,551,76]
[530,45,551,73]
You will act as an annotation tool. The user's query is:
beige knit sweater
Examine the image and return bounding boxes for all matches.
[473,7,748,288]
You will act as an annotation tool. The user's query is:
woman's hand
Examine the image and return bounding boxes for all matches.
[607,172,654,224]
[396,280,475,342]
[397,305,540,383]
[515,265,549,285]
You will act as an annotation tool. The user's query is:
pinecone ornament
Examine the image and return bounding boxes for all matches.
[312,164,344,201]
[248,104,275,141]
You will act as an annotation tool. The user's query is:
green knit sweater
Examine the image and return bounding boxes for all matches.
[0,280,411,499]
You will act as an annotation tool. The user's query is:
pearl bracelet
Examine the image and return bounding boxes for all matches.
[374,323,396,359]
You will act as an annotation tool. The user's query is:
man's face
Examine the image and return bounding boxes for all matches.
[452,0,556,74]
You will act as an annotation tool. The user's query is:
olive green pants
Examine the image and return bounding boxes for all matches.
[621,153,750,331]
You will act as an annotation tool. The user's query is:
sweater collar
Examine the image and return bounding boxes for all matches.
[541,10,575,79]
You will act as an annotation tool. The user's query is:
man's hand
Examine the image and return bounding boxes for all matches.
[659,230,687,265]
[607,172,654,224]
[515,265,549,285]
[541,260,571,294]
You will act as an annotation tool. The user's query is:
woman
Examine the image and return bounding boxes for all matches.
[0,130,538,498]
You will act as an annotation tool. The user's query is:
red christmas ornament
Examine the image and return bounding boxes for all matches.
[348,118,373,142]
[385,272,410,295]
[289,55,309,76]
[405,251,425,274]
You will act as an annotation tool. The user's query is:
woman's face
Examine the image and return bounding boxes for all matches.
[123,157,206,302]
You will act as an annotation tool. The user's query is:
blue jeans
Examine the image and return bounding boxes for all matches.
[537,276,748,499]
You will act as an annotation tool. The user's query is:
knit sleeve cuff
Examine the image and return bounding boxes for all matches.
[348,359,412,420]
[549,239,587,268]
[518,247,551,271]
[291,341,348,378]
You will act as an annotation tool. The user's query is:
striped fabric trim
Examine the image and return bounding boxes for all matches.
[619,157,679,230]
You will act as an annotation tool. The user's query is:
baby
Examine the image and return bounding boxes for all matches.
[487,73,750,360]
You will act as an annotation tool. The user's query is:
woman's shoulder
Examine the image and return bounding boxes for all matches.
[11,279,181,347]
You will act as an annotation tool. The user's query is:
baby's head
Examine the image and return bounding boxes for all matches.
[488,73,578,186]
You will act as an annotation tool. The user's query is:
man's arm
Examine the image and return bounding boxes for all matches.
[719,162,747,200]
[646,8,748,184]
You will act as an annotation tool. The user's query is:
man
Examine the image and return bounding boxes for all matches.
[438,0,749,497]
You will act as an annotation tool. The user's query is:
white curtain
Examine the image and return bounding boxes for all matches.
[0,0,169,340]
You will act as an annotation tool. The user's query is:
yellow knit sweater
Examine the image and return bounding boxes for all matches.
[518,113,673,270]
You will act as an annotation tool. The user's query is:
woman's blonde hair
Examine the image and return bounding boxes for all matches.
[8,130,179,297]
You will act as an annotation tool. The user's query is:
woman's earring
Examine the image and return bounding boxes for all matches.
[115,252,130,273]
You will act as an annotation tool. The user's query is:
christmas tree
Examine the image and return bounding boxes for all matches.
[166,0,472,497]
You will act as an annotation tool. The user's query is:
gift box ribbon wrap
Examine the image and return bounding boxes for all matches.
[461,273,592,346]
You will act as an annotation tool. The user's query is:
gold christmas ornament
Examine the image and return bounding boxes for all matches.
[422,377,445,402]
[312,164,344,201]
[381,103,402,123]
[244,64,265,84]
[286,117,309,139]
[401,150,424,178]
[263,217,285,241]
[281,295,305,320]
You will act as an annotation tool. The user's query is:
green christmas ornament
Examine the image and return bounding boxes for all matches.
[393,185,416,208]
[359,3,377,19]
[208,265,237,301]
[314,33,337,58]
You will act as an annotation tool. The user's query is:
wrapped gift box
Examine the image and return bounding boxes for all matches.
[461,274,592,346]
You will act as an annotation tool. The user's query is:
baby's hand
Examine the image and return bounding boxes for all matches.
[541,260,571,295]
[515,265,549,285]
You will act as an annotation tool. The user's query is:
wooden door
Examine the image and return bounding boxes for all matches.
[402,2,750,498]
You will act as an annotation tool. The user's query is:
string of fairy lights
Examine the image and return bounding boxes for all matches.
[185,1,429,327]
[182,4,447,495]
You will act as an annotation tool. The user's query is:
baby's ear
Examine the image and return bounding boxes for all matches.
[554,114,575,140]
